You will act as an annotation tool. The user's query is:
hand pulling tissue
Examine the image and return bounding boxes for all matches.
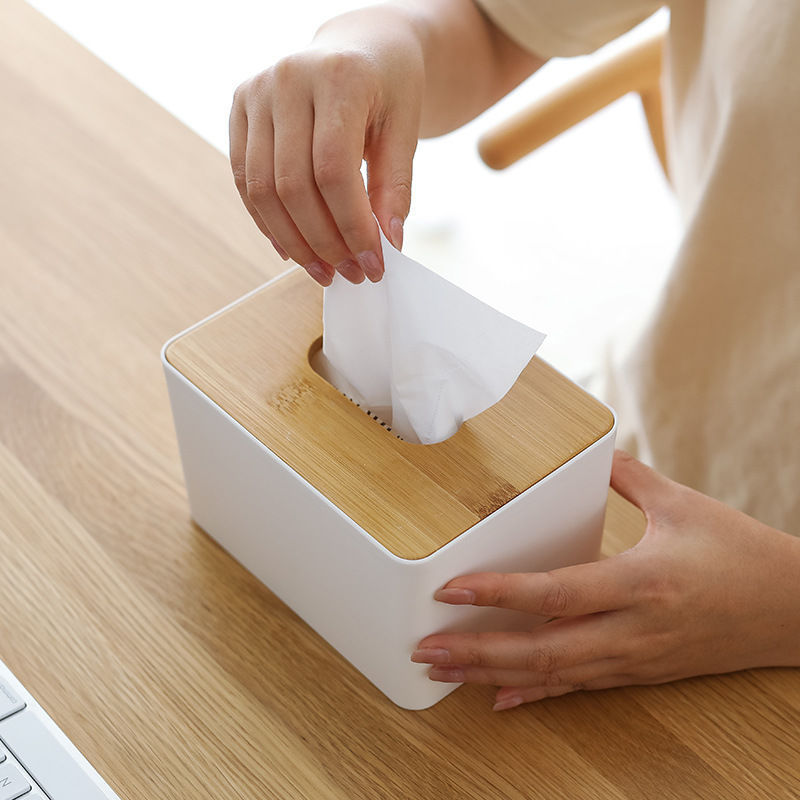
[319,230,546,444]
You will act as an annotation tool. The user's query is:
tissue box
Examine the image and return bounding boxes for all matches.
[162,268,616,710]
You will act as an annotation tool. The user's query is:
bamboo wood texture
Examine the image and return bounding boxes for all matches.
[165,270,613,559]
[1,3,799,797]
[479,31,667,174]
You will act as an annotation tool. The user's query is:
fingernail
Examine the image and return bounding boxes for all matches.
[493,696,523,712]
[429,666,464,683]
[306,261,332,287]
[335,259,365,284]
[357,250,383,282]
[411,648,450,664]
[389,216,404,251]
[434,588,476,605]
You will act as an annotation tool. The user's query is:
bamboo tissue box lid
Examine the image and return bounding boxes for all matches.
[162,268,616,709]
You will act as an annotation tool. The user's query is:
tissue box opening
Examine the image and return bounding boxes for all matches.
[308,336,403,440]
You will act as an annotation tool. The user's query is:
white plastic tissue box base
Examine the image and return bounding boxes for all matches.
[162,253,616,711]
[322,230,545,444]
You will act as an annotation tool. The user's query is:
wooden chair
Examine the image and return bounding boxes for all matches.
[478,30,667,177]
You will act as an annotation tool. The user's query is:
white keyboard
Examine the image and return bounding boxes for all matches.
[0,659,120,800]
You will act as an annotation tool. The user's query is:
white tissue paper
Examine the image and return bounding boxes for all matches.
[320,230,546,444]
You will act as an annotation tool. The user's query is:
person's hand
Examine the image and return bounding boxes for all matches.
[229,7,425,286]
[412,450,800,711]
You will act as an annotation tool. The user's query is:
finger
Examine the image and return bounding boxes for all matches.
[229,93,288,260]
[493,674,632,710]
[494,684,577,710]
[434,557,639,618]
[415,616,609,670]
[365,117,417,252]
[415,614,623,674]
[243,104,339,285]
[610,450,675,520]
[312,90,384,281]
[271,83,365,283]
[427,656,621,688]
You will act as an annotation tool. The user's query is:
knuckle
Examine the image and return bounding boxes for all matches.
[307,238,348,266]
[484,574,512,607]
[368,170,413,209]
[313,158,348,192]
[465,645,485,667]
[232,81,247,106]
[539,574,573,617]
[525,644,559,675]
[271,53,304,84]
[273,173,305,204]
[333,217,371,247]
[248,70,277,105]
[231,165,247,192]
[236,72,273,107]
[246,176,273,205]
[542,670,564,688]
[389,171,412,203]
[320,49,374,84]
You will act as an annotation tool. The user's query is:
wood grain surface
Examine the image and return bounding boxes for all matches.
[165,269,613,558]
[1,3,798,798]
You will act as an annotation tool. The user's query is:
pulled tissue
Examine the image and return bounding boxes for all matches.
[320,230,545,444]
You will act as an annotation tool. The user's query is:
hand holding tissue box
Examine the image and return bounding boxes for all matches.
[319,231,546,444]
[162,238,616,709]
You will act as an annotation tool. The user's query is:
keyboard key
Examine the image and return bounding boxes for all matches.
[0,683,24,722]
[0,762,31,800]
[0,706,113,800]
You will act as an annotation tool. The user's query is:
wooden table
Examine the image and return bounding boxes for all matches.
[1,2,797,797]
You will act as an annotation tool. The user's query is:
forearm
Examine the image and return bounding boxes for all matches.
[313,0,545,137]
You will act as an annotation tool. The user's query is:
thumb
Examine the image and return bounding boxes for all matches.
[365,120,417,251]
[610,449,674,521]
